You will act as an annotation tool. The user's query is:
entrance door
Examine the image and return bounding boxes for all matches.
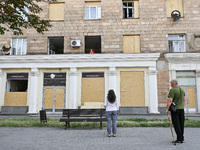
[43,73,66,112]
[176,71,197,112]
[43,87,65,112]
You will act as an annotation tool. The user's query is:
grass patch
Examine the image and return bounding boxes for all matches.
[0,118,199,128]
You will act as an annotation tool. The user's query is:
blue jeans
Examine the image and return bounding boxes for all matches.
[106,111,117,134]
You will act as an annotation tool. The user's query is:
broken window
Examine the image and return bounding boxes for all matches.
[6,73,28,92]
[123,1,139,19]
[48,37,64,54]
[85,36,101,53]
[168,35,186,52]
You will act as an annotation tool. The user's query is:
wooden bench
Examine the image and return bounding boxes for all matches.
[60,109,107,129]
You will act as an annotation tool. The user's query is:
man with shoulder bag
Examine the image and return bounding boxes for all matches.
[166,79,186,143]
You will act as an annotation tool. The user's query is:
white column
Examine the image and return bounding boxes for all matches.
[196,71,200,113]
[107,67,117,92]
[28,68,39,114]
[0,69,3,107]
[68,67,78,109]
[148,68,160,114]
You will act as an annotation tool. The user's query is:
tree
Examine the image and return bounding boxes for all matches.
[0,0,56,35]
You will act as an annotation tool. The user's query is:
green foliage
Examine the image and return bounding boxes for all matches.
[0,0,56,35]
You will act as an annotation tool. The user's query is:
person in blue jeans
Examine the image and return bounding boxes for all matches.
[104,89,119,137]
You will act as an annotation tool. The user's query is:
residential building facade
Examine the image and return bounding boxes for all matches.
[0,0,200,114]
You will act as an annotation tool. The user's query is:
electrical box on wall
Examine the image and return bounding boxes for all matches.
[71,40,81,47]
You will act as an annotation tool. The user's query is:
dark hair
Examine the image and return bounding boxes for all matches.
[107,89,116,104]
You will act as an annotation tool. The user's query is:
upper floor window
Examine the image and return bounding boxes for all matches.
[123,35,140,53]
[123,1,139,19]
[166,0,183,18]
[17,7,29,21]
[85,2,101,20]
[49,3,65,21]
[168,35,186,52]
[11,38,27,55]
[48,37,64,54]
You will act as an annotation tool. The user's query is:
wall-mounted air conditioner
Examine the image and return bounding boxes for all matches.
[71,40,81,47]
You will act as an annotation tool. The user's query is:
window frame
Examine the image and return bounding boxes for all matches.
[11,38,27,55]
[123,1,134,19]
[85,6,101,20]
[168,35,186,52]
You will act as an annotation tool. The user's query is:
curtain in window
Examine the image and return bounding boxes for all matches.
[11,38,27,55]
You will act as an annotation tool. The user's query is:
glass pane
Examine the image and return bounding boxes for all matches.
[12,39,17,55]
[176,78,195,86]
[128,8,133,18]
[90,7,96,19]
[123,8,127,18]
[22,39,27,54]
[97,6,101,19]
[85,7,89,19]
[128,2,133,7]
[178,35,185,40]
[176,71,195,78]
[179,41,185,52]
[123,2,127,7]
[173,41,179,52]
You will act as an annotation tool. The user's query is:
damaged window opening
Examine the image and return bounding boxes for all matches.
[48,37,64,54]
[6,80,28,92]
[85,36,101,53]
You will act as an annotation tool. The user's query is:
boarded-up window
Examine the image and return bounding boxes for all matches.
[49,3,65,20]
[123,1,139,18]
[166,0,183,17]
[123,35,140,53]
[81,72,105,106]
[120,71,145,106]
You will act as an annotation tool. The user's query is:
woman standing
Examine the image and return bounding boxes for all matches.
[104,89,119,137]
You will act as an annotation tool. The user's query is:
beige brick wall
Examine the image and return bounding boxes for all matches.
[1,0,200,106]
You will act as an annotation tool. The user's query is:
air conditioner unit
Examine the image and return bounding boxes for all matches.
[71,40,81,47]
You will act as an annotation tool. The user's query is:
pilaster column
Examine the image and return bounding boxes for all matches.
[68,67,78,109]
[0,69,3,107]
[148,68,160,114]
[28,68,39,114]
[196,70,200,113]
[107,67,117,92]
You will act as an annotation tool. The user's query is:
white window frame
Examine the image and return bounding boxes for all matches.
[123,1,134,19]
[85,6,101,20]
[168,35,186,52]
[11,38,27,55]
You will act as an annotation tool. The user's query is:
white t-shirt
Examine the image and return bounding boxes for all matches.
[104,98,119,111]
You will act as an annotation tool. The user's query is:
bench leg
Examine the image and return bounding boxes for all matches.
[65,122,68,130]
[100,121,102,129]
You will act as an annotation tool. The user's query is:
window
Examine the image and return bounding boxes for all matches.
[123,1,139,19]
[16,7,29,21]
[85,36,101,53]
[85,2,101,20]
[168,35,186,52]
[49,3,65,21]
[166,0,183,17]
[123,35,140,53]
[11,38,27,55]
[48,37,64,54]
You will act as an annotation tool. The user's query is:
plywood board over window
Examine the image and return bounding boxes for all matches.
[49,3,65,20]
[123,35,140,53]
[120,72,145,107]
[85,1,101,6]
[166,0,183,17]
[4,92,27,106]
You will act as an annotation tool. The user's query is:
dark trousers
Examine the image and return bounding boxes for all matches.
[171,109,185,141]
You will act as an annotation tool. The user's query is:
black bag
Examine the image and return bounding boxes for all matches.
[169,102,176,112]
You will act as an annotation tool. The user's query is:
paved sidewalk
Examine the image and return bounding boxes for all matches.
[0,127,199,150]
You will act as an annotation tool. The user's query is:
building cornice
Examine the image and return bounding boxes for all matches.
[164,53,200,63]
[0,53,160,68]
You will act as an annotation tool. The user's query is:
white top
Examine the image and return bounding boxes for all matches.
[104,98,119,111]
